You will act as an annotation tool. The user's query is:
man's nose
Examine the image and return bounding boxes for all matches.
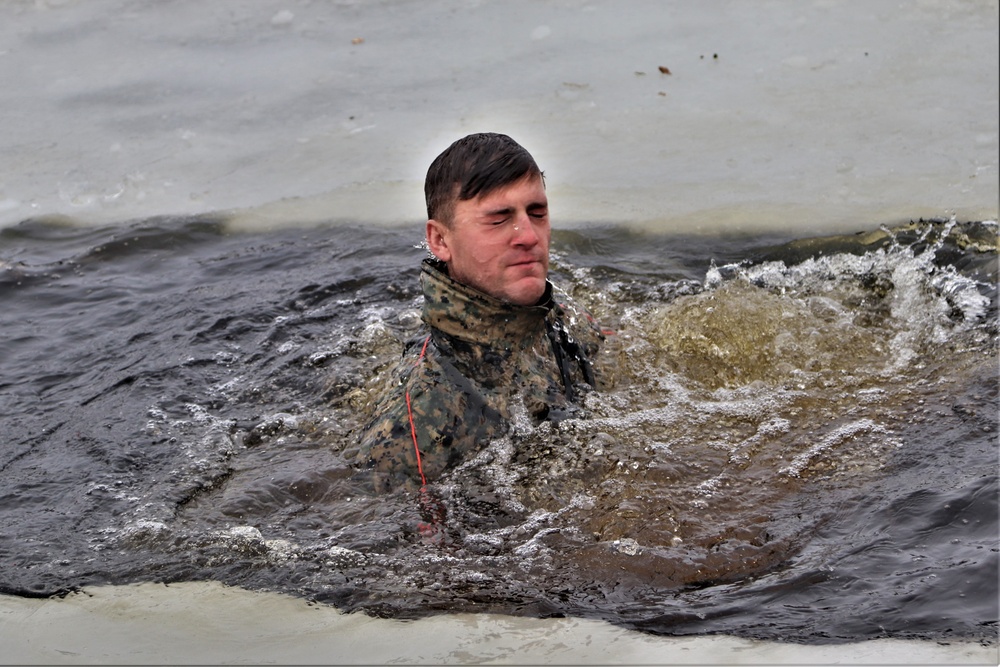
[511,211,540,245]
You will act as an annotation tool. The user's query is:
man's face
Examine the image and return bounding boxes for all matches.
[426,174,550,306]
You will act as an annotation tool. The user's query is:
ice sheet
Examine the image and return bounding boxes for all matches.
[1,582,996,665]
[1,0,997,232]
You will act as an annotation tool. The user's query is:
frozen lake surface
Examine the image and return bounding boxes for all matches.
[1,0,996,232]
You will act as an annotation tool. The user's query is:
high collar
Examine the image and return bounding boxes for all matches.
[420,258,553,346]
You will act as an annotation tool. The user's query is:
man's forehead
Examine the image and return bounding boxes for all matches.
[467,175,546,204]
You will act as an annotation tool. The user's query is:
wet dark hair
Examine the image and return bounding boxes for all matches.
[425,132,543,224]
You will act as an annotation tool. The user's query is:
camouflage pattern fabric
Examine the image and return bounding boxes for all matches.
[354,258,605,492]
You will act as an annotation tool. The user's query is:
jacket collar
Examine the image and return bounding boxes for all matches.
[420,258,553,346]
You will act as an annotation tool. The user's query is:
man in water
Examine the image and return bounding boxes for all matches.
[355,133,607,491]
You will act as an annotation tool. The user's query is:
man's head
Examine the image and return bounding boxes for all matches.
[424,133,551,306]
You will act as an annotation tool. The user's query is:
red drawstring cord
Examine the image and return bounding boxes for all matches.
[407,335,447,543]
[406,335,432,487]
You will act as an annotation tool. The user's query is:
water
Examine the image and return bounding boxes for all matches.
[1,214,996,645]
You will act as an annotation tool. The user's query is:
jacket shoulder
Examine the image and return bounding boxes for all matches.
[352,336,502,490]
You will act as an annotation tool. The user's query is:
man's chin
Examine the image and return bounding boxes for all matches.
[503,277,547,306]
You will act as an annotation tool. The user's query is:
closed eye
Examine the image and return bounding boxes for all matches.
[527,204,548,219]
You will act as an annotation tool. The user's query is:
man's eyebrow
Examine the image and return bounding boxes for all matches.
[481,201,548,217]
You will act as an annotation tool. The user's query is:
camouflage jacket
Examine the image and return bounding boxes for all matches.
[355,258,605,491]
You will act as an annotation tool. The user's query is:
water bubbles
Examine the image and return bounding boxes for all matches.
[396,309,421,329]
[226,526,261,541]
[462,533,504,555]
[326,545,367,568]
[116,519,172,548]
[306,350,335,366]
[778,419,887,478]
[261,536,298,559]
[185,403,215,424]
[213,349,239,366]
[612,538,642,556]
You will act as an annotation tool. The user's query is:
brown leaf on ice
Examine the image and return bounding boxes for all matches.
[351,37,365,45]
[658,65,671,75]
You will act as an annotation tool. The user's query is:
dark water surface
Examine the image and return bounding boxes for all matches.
[1,215,996,644]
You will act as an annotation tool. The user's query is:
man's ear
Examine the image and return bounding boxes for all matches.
[426,219,452,262]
